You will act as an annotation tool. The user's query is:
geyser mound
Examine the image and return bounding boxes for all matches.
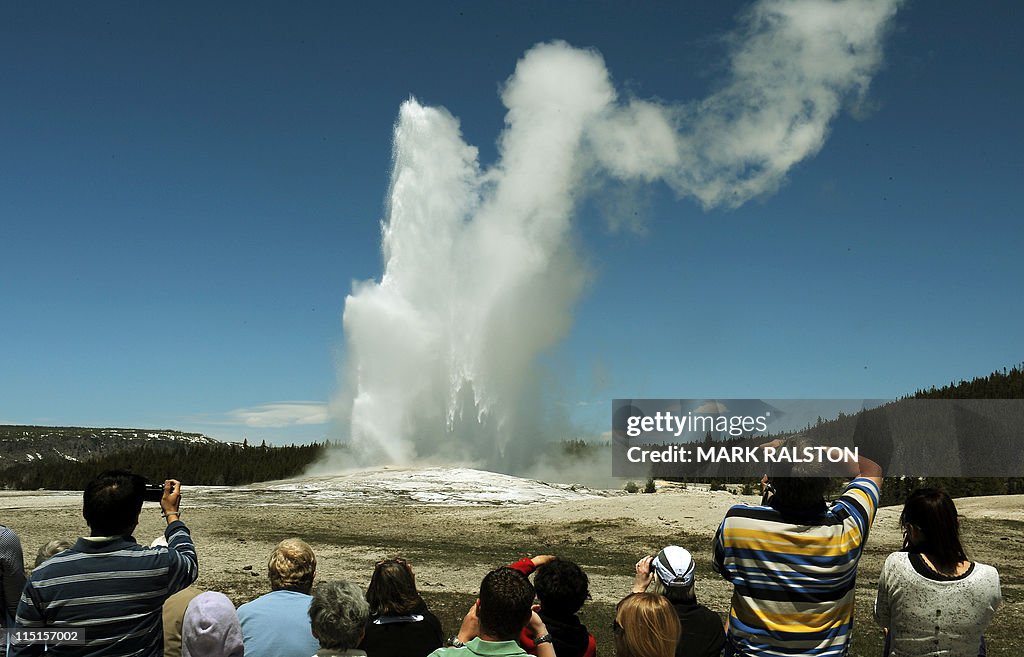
[187,466,606,508]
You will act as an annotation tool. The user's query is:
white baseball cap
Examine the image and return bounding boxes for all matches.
[652,545,695,588]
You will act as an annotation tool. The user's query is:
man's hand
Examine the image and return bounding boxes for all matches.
[456,601,481,644]
[526,606,549,639]
[528,606,555,655]
[633,555,655,593]
[530,554,556,568]
[161,479,182,524]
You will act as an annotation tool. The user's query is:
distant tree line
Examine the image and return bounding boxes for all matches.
[880,363,1024,505]
[640,364,1024,506]
[909,363,1023,400]
[0,441,334,490]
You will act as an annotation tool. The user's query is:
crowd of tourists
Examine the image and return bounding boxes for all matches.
[0,446,1003,657]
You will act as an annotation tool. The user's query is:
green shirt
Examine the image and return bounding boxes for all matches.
[428,638,527,657]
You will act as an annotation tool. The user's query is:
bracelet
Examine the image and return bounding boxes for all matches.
[161,511,181,519]
[535,633,553,645]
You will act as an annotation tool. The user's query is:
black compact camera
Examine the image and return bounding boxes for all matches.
[143,482,166,502]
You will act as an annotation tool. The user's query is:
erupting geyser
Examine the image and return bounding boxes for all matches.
[339,0,901,471]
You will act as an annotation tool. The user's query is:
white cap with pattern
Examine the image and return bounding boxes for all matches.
[652,545,695,588]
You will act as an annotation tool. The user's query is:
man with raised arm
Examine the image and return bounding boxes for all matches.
[507,554,596,657]
[712,435,883,656]
[430,567,555,657]
[633,545,725,657]
[13,471,198,657]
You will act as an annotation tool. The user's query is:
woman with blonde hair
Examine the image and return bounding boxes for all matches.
[614,592,680,657]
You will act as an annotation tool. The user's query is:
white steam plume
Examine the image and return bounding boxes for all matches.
[339,0,900,471]
[589,0,901,206]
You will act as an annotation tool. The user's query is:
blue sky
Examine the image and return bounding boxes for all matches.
[2,1,1021,446]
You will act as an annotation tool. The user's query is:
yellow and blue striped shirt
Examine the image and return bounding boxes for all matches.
[713,478,880,657]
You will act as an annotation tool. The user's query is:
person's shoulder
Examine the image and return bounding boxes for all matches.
[167,585,203,603]
[679,601,729,626]
[880,551,910,572]
[238,591,277,611]
[27,544,85,579]
[888,550,908,562]
[718,503,785,534]
[970,561,1000,582]
[262,589,313,610]
[723,502,777,519]
[697,602,723,618]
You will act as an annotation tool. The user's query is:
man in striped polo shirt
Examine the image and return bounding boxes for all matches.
[13,471,198,657]
[713,437,883,657]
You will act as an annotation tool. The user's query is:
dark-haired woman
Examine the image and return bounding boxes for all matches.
[874,488,1001,657]
[359,558,442,657]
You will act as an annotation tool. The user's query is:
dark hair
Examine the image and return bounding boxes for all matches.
[533,558,589,616]
[367,558,422,616]
[650,578,696,605]
[901,488,968,572]
[769,476,829,518]
[766,435,830,518]
[478,567,534,640]
[83,470,146,535]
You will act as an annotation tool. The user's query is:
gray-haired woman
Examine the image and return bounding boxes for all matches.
[308,580,371,657]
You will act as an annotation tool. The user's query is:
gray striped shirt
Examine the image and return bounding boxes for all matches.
[12,521,198,657]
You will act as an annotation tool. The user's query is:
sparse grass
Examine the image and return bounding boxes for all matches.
[5,498,1021,657]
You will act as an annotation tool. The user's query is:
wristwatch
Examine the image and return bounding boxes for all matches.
[535,634,553,645]
[446,636,466,648]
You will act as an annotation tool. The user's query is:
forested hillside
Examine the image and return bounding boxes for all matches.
[910,364,1023,400]
[0,427,330,490]
[878,363,1024,504]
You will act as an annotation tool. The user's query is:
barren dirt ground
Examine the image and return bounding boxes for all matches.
[3,484,1021,657]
